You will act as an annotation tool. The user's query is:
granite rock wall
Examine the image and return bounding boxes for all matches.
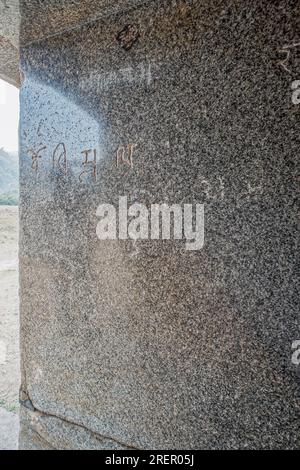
[19,0,299,449]
[0,0,20,86]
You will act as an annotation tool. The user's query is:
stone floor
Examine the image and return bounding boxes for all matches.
[0,408,19,450]
[0,206,19,409]
[0,206,20,449]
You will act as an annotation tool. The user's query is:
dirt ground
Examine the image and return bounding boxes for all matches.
[0,205,20,418]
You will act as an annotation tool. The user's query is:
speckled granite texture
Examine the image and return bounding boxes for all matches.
[0,0,20,86]
[19,0,299,449]
[20,0,152,43]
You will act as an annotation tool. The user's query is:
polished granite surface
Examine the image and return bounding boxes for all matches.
[20,0,153,44]
[19,0,300,449]
[0,0,20,86]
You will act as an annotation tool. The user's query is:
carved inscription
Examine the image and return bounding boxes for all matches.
[79,149,97,182]
[277,42,300,105]
[116,24,140,51]
[26,140,263,203]
[79,62,157,92]
[278,43,300,74]
[53,142,67,174]
[26,142,137,180]
[116,144,137,169]
[27,146,47,173]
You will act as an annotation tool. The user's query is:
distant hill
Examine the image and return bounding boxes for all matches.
[0,148,18,205]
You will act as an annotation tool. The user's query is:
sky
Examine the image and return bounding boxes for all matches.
[0,79,19,153]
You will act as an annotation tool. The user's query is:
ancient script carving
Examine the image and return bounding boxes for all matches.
[79,149,97,182]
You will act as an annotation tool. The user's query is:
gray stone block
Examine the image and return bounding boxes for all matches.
[19,0,300,449]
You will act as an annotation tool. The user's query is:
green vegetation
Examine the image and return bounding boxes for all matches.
[0,399,19,414]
